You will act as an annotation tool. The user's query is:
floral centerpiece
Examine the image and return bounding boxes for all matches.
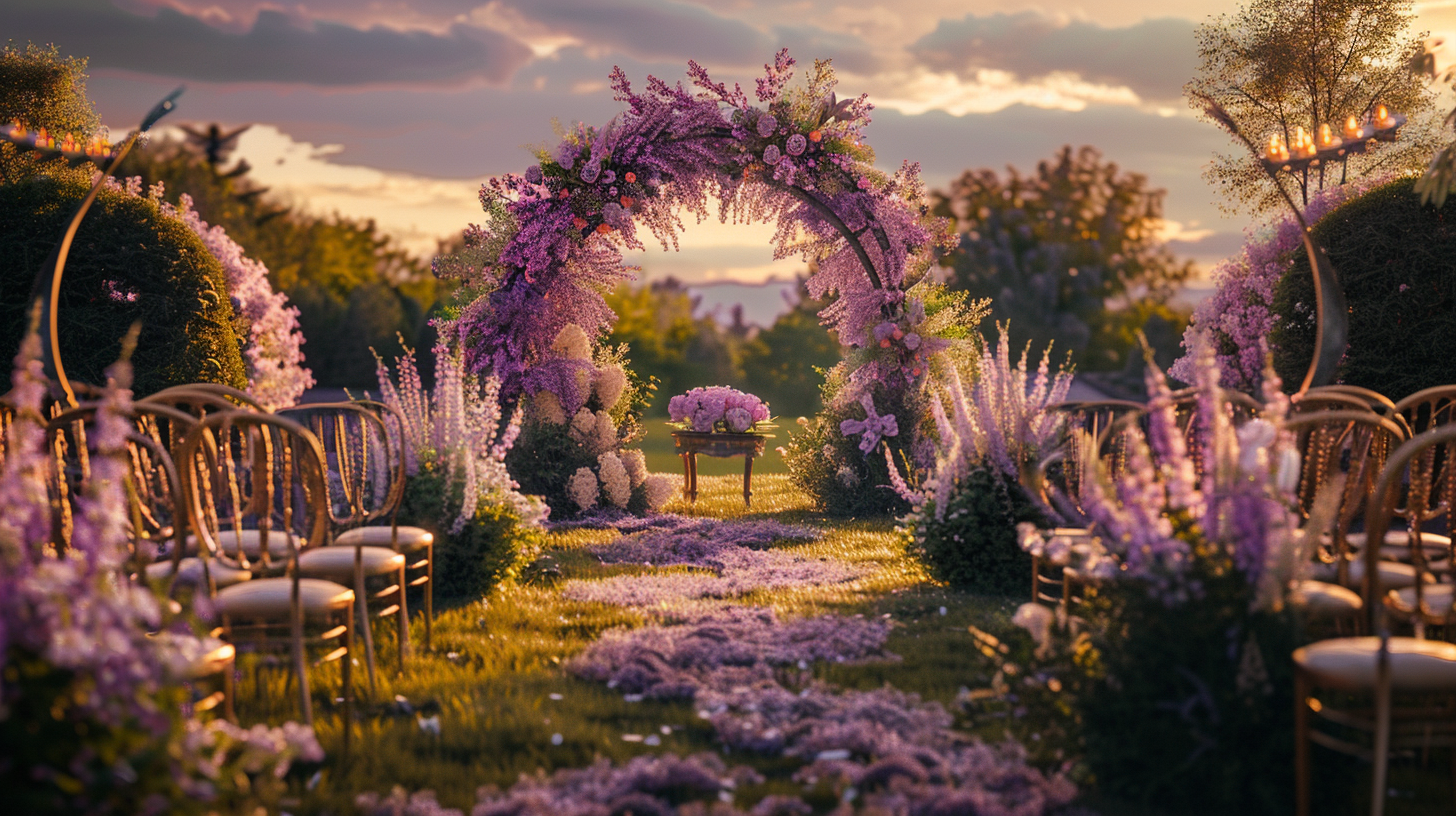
[667,386,773,434]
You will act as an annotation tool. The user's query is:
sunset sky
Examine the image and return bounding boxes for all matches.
[6,0,1455,301]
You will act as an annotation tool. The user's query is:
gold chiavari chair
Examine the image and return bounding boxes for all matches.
[176,410,354,746]
[1293,423,1456,816]
[280,402,410,692]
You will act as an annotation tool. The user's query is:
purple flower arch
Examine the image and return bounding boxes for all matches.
[437,50,957,417]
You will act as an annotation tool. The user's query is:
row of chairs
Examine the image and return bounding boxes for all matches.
[36,382,437,747]
[1030,383,1456,816]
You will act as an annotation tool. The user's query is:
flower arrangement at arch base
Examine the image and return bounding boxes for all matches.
[963,347,1323,814]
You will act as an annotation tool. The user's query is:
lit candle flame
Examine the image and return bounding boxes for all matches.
[1343,115,1363,140]
[1318,123,1338,148]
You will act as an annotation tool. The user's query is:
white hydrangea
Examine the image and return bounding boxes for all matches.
[642,473,676,512]
[569,407,596,443]
[621,449,647,487]
[552,324,593,360]
[531,390,567,425]
[594,364,628,411]
[597,452,631,508]
[566,466,599,512]
[590,410,617,455]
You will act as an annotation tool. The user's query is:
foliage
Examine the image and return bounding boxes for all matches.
[603,280,736,403]
[1170,173,1388,391]
[0,333,320,814]
[0,44,101,183]
[736,277,841,419]
[932,145,1193,370]
[908,466,1043,595]
[0,167,248,395]
[1186,0,1436,214]
[397,467,545,605]
[1271,175,1456,399]
[115,139,440,387]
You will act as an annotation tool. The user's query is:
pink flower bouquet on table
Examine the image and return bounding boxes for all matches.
[668,386,773,433]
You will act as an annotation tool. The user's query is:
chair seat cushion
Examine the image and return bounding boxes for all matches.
[152,633,235,680]
[1346,531,1452,561]
[145,557,252,587]
[1294,637,1456,691]
[186,529,306,561]
[1386,584,1455,616]
[333,525,433,552]
[297,546,405,581]
[1310,559,1434,590]
[1289,580,1363,617]
[216,578,354,620]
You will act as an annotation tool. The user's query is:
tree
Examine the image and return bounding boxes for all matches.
[736,277,840,419]
[1187,0,1437,213]
[0,44,102,184]
[603,278,736,406]
[932,146,1193,371]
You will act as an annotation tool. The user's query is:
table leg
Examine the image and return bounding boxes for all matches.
[743,455,754,507]
[688,452,699,503]
[680,452,691,500]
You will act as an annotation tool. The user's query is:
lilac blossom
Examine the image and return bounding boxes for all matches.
[1171,175,1390,390]
[105,178,314,409]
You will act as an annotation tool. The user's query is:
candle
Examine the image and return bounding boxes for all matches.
[1375,104,1392,129]
[1318,123,1339,149]
[1343,115,1363,140]
[1291,126,1315,158]
[1266,133,1289,163]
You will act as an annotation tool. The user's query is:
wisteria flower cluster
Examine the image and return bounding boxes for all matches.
[1170,174,1389,391]
[0,330,321,812]
[105,177,314,409]
[668,386,772,433]
[375,343,545,532]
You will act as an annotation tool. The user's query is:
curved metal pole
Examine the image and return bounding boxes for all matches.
[32,87,182,407]
[781,185,885,291]
[1192,94,1347,394]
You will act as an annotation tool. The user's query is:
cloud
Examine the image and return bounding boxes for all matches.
[910,12,1199,103]
[501,0,771,65]
[2,0,532,86]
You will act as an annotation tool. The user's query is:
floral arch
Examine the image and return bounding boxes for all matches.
[437,50,973,478]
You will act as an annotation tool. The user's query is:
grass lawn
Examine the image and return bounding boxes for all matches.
[234,474,1453,816]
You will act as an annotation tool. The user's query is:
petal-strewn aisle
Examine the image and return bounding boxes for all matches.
[329,474,1077,815]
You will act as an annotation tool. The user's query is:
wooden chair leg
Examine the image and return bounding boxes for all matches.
[1295,670,1310,816]
[1371,640,1392,816]
[395,564,409,674]
[355,571,377,698]
[423,542,433,652]
[341,612,353,758]
[222,653,236,723]
[292,606,313,726]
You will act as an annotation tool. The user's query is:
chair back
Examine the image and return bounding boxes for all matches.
[45,402,196,575]
[1364,423,1456,632]
[351,398,411,526]
[1284,410,1406,589]
[175,410,329,577]
[278,402,393,533]
[1393,385,1456,435]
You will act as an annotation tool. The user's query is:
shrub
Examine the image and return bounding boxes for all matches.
[1271,176,1456,399]
[908,466,1043,594]
[0,169,248,395]
[397,466,543,605]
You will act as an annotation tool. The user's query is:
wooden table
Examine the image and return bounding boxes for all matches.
[671,430,769,506]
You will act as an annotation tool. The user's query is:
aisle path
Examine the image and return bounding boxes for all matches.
[316,475,1078,815]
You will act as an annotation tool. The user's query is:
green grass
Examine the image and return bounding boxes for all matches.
[234,474,1456,816]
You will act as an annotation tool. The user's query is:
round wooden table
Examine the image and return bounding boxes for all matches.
[670,430,769,506]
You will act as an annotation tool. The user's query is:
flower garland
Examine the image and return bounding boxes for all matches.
[437,50,958,433]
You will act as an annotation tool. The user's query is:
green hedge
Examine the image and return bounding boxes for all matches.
[1272,176,1456,400]
[906,466,1042,595]
[0,170,247,395]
